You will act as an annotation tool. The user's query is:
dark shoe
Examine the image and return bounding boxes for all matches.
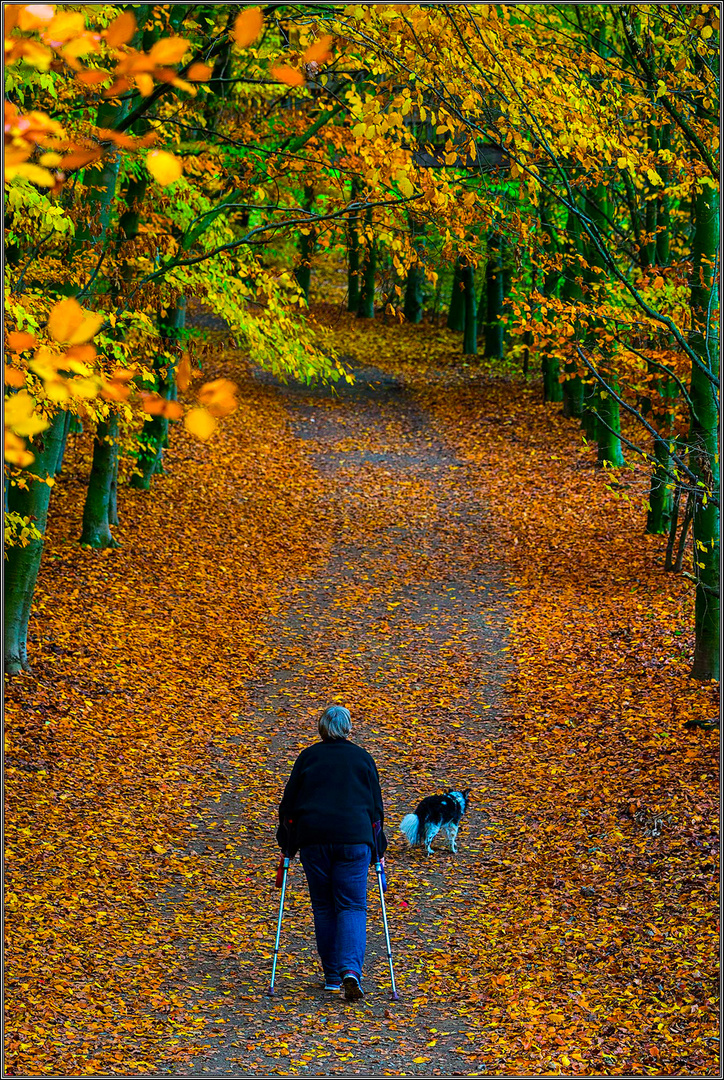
[342,973,364,1001]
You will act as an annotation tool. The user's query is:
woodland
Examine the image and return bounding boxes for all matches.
[3,3,720,1077]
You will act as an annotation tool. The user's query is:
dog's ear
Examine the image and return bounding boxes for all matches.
[463,788,471,798]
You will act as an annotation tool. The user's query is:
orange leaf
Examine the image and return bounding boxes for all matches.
[197,378,237,418]
[233,7,263,47]
[65,344,97,363]
[135,72,154,97]
[148,38,190,66]
[47,298,103,345]
[303,35,333,64]
[60,148,101,170]
[187,62,213,81]
[163,400,184,420]
[76,68,112,85]
[271,65,304,86]
[4,366,26,388]
[103,77,131,99]
[140,393,166,416]
[177,355,192,392]
[6,331,37,353]
[104,11,137,49]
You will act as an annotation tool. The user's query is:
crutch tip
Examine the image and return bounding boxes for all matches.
[267,987,275,997]
[390,991,400,1001]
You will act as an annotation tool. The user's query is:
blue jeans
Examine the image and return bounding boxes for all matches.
[300,843,371,982]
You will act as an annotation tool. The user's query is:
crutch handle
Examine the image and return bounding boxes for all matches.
[275,854,288,888]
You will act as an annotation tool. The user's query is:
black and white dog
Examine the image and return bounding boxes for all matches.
[399,789,470,855]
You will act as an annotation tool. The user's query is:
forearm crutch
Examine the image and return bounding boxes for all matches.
[374,857,399,1000]
[267,856,290,996]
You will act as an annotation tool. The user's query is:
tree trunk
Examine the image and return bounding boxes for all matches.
[484,234,504,359]
[295,185,315,305]
[461,260,477,355]
[403,265,424,324]
[80,413,120,548]
[347,181,360,313]
[4,412,66,673]
[130,298,186,489]
[403,216,425,324]
[596,381,626,467]
[688,178,720,679]
[561,209,584,419]
[54,410,72,475]
[357,207,376,319]
[656,125,671,267]
[540,198,563,401]
[109,443,119,526]
[447,257,465,331]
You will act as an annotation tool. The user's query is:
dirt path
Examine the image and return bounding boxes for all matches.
[166,360,513,1076]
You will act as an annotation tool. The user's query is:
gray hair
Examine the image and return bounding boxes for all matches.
[318,705,351,741]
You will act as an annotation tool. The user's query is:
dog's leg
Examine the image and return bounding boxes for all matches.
[446,823,459,853]
[425,823,441,854]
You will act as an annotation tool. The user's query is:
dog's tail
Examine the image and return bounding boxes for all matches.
[399,813,420,846]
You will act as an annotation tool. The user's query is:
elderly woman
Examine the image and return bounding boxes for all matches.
[277,705,387,1000]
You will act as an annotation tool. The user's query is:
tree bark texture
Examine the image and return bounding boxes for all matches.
[540,198,563,401]
[688,180,720,680]
[80,413,120,548]
[461,260,478,355]
[447,257,465,331]
[357,207,376,319]
[484,234,504,360]
[4,411,66,673]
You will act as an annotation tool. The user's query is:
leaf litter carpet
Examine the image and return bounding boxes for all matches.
[4,318,718,1077]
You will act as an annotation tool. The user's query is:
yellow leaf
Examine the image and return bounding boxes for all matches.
[147,150,182,185]
[701,24,713,39]
[149,38,190,66]
[398,175,414,198]
[303,35,333,64]
[184,408,217,441]
[6,163,55,187]
[46,11,86,42]
[233,7,263,47]
[4,430,35,468]
[412,1058,429,1064]
[4,391,49,438]
[104,11,137,48]
[271,65,305,86]
[153,844,167,855]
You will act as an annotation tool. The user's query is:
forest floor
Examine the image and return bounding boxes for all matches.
[4,308,719,1077]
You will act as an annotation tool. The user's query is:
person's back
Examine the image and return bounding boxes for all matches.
[277,705,386,1000]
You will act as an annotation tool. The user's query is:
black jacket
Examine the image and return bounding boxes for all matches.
[277,739,387,858]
